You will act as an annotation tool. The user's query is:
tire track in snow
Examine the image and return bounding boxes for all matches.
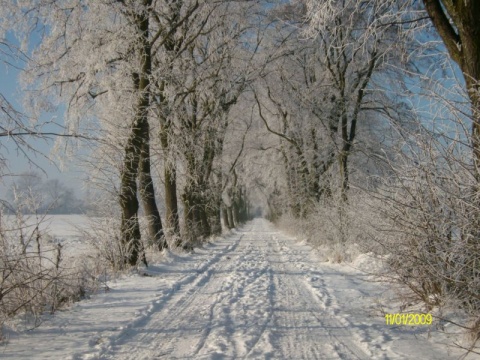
[267,235,371,360]
[3,219,463,360]
[117,234,250,359]
[268,236,330,359]
[100,224,273,359]
[241,267,275,359]
[100,220,372,360]
[188,242,260,358]
[193,234,274,359]
[73,230,246,360]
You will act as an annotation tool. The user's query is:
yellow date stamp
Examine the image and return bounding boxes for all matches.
[385,313,432,325]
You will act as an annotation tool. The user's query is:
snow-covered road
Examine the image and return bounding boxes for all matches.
[2,219,460,359]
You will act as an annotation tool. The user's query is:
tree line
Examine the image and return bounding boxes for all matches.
[1,0,479,349]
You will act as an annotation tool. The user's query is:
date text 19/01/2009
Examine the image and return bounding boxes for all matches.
[385,313,432,325]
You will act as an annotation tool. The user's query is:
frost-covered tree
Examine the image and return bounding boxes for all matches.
[303,0,480,345]
[19,0,168,265]
[299,0,409,201]
[149,0,265,244]
[250,0,402,223]
[0,1,77,175]
[421,0,480,174]
[12,0,269,258]
[8,173,84,214]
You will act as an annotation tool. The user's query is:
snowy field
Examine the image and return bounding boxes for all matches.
[0,217,470,359]
[1,214,90,253]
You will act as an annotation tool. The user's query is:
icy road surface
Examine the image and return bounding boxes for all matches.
[2,218,461,359]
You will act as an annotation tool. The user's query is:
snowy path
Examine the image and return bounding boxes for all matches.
[2,219,460,359]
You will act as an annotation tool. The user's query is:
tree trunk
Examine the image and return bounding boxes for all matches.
[198,199,211,238]
[422,0,480,174]
[467,77,480,177]
[119,125,143,266]
[207,200,221,236]
[222,205,231,229]
[138,136,165,251]
[165,164,181,243]
[135,0,171,253]
[183,153,198,246]
[182,189,196,246]
[233,207,239,226]
[182,186,211,245]
[311,128,321,201]
[227,206,234,228]
[160,128,181,245]
[118,0,153,267]
[208,175,223,235]
[210,206,222,235]
[339,151,349,203]
[183,147,212,244]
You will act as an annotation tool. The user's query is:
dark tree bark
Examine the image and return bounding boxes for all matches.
[120,117,145,266]
[227,206,235,228]
[208,176,223,235]
[337,48,376,202]
[210,206,222,235]
[160,127,181,245]
[423,0,480,171]
[221,205,231,229]
[155,5,183,246]
[182,147,213,244]
[135,0,164,252]
[138,133,165,251]
[183,188,211,242]
[119,0,153,266]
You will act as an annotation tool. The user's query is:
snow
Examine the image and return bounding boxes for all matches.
[0,218,470,359]
[2,214,89,252]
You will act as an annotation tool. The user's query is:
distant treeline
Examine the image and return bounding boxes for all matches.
[3,172,87,215]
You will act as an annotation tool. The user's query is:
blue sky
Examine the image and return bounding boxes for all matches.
[0,32,86,198]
